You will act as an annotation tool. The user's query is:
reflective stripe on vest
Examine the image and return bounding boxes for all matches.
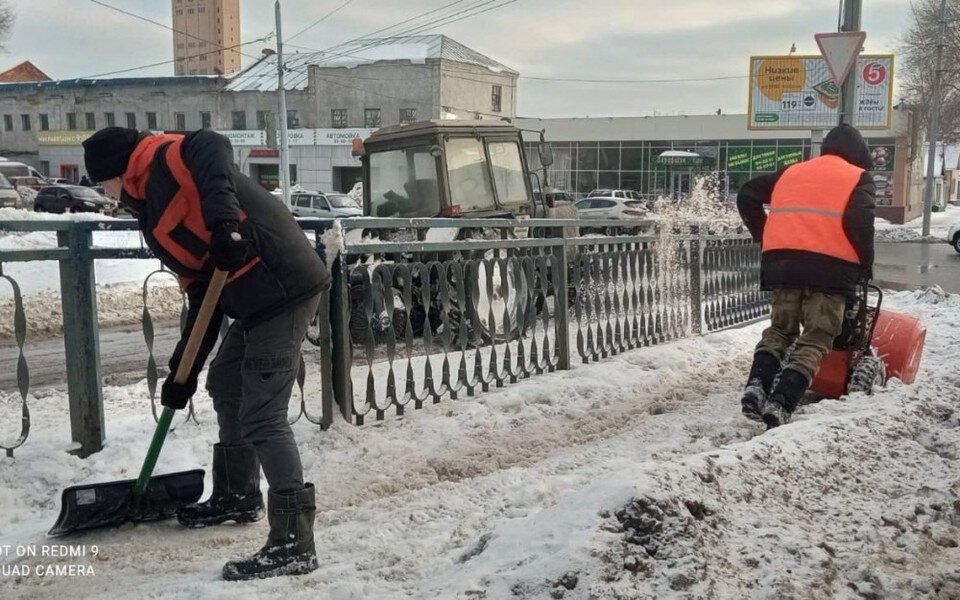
[152,137,257,282]
[762,154,863,264]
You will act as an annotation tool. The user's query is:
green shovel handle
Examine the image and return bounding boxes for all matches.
[133,269,228,497]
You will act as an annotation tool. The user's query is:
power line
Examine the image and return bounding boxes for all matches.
[520,74,749,84]
[72,36,274,80]
[287,0,360,42]
[87,0,265,64]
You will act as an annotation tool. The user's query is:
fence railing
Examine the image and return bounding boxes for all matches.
[0,217,768,457]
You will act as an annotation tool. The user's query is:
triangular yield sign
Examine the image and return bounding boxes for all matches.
[815,31,867,86]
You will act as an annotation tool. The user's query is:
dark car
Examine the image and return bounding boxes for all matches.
[34,185,117,215]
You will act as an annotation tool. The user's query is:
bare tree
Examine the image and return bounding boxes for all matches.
[900,0,960,142]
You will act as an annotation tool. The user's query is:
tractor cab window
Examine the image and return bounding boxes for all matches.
[368,146,441,218]
[488,141,528,206]
[445,137,496,212]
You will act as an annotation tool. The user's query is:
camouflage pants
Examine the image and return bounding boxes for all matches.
[756,288,846,381]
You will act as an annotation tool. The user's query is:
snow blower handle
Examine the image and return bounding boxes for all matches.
[134,269,229,498]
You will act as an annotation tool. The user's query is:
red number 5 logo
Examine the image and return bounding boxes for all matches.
[863,62,887,85]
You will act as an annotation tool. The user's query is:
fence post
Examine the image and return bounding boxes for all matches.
[58,225,104,457]
[329,254,354,423]
[689,225,703,336]
[555,224,571,370]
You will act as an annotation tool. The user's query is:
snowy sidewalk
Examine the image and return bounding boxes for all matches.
[875,203,959,242]
[0,288,957,599]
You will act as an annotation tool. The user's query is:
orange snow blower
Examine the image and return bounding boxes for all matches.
[810,281,926,398]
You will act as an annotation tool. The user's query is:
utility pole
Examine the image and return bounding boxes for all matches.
[838,0,862,126]
[922,0,948,237]
[276,0,291,207]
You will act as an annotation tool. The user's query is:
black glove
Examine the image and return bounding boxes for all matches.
[209,221,254,272]
[160,373,198,410]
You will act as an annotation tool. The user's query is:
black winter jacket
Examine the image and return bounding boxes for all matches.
[737,125,875,296]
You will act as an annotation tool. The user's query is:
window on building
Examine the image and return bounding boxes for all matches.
[39,113,49,131]
[491,85,502,113]
[175,112,186,131]
[399,108,417,124]
[199,6,205,12]
[67,113,77,130]
[39,161,50,177]
[104,112,115,127]
[146,112,158,130]
[85,112,96,130]
[256,110,271,130]
[200,111,212,129]
[232,111,246,130]
[3,115,12,132]
[286,109,299,129]
[187,7,194,14]
[364,108,381,128]
[331,109,348,128]
[20,114,30,131]
[126,112,136,128]
[200,54,208,62]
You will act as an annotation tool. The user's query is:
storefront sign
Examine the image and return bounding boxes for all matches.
[748,54,894,130]
[219,128,376,147]
[37,131,95,146]
[249,148,279,158]
[220,130,266,146]
[314,128,376,146]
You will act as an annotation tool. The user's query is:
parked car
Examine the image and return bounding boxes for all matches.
[8,176,46,192]
[0,172,20,208]
[587,189,642,200]
[575,196,649,220]
[47,177,74,185]
[947,223,960,253]
[290,191,362,218]
[0,160,46,182]
[34,185,117,215]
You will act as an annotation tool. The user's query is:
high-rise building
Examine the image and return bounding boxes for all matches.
[172,0,241,76]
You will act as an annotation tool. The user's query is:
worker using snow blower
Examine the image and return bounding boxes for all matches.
[737,123,875,429]
[83,127,330,580]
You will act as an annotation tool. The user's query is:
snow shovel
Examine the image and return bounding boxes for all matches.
[49,269,228,536]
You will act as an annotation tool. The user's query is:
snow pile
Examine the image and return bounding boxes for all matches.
[15,188,36,210]
[319,219,344,270]
[0,287,955,598]
[874,203,957,242]
[0,279,183,338]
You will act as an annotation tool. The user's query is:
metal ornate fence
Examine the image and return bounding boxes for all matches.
[0,217,768,456]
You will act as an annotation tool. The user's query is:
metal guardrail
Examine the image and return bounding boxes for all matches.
[0,217,768,456]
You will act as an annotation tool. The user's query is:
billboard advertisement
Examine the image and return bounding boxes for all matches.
[748,54,894,130]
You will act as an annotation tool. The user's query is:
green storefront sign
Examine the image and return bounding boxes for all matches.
[751,148,777,172]
[727,148,751,171]
[728,146,806,173]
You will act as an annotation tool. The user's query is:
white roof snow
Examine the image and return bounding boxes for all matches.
[227,34,516,92]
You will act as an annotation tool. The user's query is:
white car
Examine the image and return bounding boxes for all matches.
[947,223,960,253]
[290,191,362,218]
[587,189,643,201]
[575,196,649,220]
[0,172,22,208]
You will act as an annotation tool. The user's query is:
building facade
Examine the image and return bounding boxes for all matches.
[517,110,920,224]
[172,0,241,76]
[0,35,518,193]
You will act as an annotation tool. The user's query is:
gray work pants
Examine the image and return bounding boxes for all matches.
[205,293,320,493]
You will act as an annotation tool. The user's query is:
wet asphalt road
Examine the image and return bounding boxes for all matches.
[874,241,960,294]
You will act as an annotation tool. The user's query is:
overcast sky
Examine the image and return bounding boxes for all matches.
[2,0,911,118]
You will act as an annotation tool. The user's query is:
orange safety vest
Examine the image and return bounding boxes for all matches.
[762,154,863,264]
[123,134,258,285]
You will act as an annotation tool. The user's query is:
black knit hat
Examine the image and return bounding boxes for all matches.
[82,127,142,182]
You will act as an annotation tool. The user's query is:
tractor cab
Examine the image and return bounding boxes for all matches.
[359,120,536,219]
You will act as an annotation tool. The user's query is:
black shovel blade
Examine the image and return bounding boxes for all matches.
[48,469,205,537]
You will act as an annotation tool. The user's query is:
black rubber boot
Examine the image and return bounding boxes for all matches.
[742,352,781,422]
[222,483,319,581]
[178,443,264,529]
[763,368,810,429]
